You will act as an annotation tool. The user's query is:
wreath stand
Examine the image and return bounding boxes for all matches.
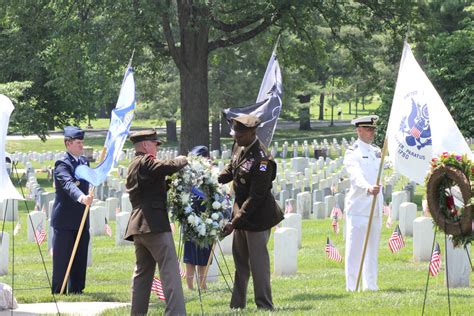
[421,163,473,316]
[0,162,60,313]
[176,228,234,315]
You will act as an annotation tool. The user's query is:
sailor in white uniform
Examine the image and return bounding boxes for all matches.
[344,115,384,291]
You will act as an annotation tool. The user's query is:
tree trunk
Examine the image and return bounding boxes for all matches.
[220,113,231,137]
[174,8,210,154]
[319,92,325,120]
[299,107,311,130]
[362,95,365,110]
[166,120,177,142]
[349,100,352,115]
[211,119,221,152]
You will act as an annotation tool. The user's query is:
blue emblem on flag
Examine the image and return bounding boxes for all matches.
[399,98,431,150]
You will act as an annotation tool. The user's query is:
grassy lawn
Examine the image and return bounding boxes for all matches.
[2,121,473,314]
[1,167,473,315]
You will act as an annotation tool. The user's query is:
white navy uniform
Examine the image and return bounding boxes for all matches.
[344,138,384,291]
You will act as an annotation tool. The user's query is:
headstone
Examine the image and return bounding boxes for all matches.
[445,238,471,288]
[413,217,435,262]
[105,197,119,221]
[0,232,9,275]
[324,195,336,218]
[27,211,46,242]
[48,200,55,219]
[89,206,106,236]
[274,227,298,276]
[48,218,54,255]
[312,202,325,219]
[312,189,324,203]
[291,157,309,173]
[391,191,407,220]
[116,212,132,246]
[296,192,311,219]
[87,229,93,267]
[0,199,18,221]
[399,202,417,237]
[334,193,345,212]
[281,213,302,248]
[121,193,132,213]
[219,232,233,255]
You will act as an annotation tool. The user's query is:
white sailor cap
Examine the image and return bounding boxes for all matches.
[351,115,379,128]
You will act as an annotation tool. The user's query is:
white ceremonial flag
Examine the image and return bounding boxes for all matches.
[386,41,472,184]
[0,94,24,200]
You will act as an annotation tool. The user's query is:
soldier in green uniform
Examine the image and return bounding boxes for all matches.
[124,129,187,316]
[218,114,284,310]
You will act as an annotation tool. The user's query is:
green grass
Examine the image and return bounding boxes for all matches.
[1,170,473,315]
[3,122,473,314]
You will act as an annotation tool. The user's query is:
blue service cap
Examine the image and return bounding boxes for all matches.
[190,145,209,158]
[64,126,85,140]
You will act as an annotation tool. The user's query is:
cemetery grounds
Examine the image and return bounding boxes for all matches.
[1,124,473,315]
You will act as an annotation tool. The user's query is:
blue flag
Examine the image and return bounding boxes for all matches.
[223,49,282,148]
[75,66,135,186]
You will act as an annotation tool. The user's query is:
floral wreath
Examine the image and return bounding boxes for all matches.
[425,152,473,247]
[167,155,230,247]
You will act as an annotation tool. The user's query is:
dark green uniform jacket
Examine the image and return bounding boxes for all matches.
[218,139,284,231]
[124,152,187,241]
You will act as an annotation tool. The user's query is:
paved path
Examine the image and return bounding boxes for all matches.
[0,302,129,315]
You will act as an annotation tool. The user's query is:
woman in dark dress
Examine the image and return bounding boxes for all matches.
[183,146,212,290]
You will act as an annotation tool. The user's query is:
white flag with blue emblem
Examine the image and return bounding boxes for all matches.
[387,41,472,184]
[75,66,135,186]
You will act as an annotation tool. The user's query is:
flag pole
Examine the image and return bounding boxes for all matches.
[60,52,135,294]
[355,137,388,291]
[59,150,106,295]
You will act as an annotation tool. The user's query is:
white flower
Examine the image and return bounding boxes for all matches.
[212,201,221,210]
[173,179,179,186]
[181,193,190,205]
[187,214,195,226]
[210,229,217,236]
[198,225,206,236]
[211,213,219,220]
[184,206,193,214]
[205,218,213,225]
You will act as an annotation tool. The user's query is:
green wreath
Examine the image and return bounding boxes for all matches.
[426,153,473,247]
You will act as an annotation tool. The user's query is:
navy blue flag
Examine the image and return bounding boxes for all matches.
[75,66,135,186]
[223,48,282,148]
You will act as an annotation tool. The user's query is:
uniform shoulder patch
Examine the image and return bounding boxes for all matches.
[259,160,268,171]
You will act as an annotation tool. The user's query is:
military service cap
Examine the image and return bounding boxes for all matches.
[64,126,85,140]
[231,114,261,132]
[351,115,379,128]
[129,129,162,144]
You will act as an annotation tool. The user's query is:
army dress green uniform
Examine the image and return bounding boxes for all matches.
[218,138,284,310]
[125,147,187,315]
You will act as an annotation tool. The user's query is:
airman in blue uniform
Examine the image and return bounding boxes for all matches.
[51,126,93,294]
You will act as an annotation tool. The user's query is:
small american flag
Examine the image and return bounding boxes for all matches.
[388,225,405,253]
[285,201,293,214]
[429,242,441,277]
[34,223,46,245]
[151,276,166,300]
[104,218,112,237]
[325,237,343,262]
[330,206,343,234]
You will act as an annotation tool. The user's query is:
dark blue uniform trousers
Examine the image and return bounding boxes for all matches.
[52,228,90,294]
